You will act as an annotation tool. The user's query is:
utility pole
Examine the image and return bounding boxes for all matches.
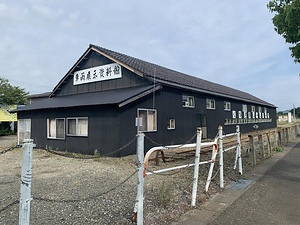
[293,104,296,121]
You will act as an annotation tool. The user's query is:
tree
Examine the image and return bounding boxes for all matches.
[267,0,300,63]
[290,107,300,118]
[0,78,28,105]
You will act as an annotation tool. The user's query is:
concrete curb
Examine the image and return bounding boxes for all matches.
[172,137,300,225]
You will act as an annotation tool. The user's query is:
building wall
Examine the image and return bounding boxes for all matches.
[18,85,276,156]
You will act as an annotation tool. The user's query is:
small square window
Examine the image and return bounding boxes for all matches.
[182,95,195,108]
[224,101,231,111]
[167,119,175,130]
[206,99,215,109]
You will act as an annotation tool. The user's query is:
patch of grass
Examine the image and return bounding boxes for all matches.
[158,182,174,208]
[273,146,284,152]
[94,149,100,157]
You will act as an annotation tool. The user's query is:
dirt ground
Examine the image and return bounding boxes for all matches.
[0,135,252,225]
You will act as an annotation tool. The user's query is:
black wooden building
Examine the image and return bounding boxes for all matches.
[14,44,277,156]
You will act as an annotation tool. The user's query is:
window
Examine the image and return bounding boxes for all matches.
[182,95,195,108]
[138,109,157,132]
[167,119,175,130]
[242,104,247,112]
[258,107,262,118]
[248,112,251,119]
[238,111,242,119]
[18,119,31,145]
[224,101,231,111]
[206,99,215,109]
[67,117,88,136]
[232,111,236,119]
[47,118,65,139]
[251,106,255,112]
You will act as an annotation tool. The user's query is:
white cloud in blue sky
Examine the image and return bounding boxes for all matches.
[0,0,299,111]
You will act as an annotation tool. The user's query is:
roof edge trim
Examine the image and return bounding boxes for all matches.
[118,85,162,107]
[90,46,144,77]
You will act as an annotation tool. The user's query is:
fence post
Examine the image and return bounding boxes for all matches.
[136,132,145,225]
[258,134,265,159]
[248,135,256,166]
[218,126,224,189]
[236,125,243,174]
[191,128,202,206]
[19,139,35,225]
[274,130,278,148]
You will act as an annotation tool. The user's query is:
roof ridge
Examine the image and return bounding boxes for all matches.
[88,44,274,107]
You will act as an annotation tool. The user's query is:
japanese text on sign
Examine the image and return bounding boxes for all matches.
[73,63,122,85]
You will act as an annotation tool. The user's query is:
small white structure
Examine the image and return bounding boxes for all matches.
[278,112,294,123]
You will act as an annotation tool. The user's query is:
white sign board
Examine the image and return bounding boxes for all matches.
[73,63,122,85]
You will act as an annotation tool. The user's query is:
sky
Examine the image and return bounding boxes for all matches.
[0,0,299,111]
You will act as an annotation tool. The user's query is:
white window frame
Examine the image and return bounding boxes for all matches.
[232,111,236,119]
[251,105,255,112]
[238,111,242,119]
[206,98,215,110]
[224,101,231,111]
[47,118,65,140]
[167,118,175,130]
[242,104,247,112]
[258,107,262,118]
[66,117,88,137]
[18,118,31,145]
[137,108,157,132]
[182,95,195,108]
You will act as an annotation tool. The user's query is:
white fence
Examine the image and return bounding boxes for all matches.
[15,125,242,225]
[133,125,242,225]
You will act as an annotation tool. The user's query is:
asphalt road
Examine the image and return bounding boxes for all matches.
[209,142,300,225]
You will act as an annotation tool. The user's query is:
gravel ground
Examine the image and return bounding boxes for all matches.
[0,135,253,225]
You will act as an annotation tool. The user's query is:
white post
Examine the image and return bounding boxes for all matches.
[136,132,145,225]
[19,139,34,225]
[205,143,218,192]
[191,128,202,206]
[236,125,243,174]
[218,126,224,189]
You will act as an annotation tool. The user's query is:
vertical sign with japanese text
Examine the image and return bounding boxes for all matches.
[73,63,122,85]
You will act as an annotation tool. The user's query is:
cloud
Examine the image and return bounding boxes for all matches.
[61,11,83,29]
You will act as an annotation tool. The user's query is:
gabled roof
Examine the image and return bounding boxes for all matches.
[52,44,275,107]
[13,85,160,112]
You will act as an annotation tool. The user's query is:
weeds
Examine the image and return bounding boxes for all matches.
[94,149,100,157]
[158,182,174,208]
[273,146,283,152]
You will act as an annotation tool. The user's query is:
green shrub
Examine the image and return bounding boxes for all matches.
[273,146,283,152]
[0,128,15,136]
